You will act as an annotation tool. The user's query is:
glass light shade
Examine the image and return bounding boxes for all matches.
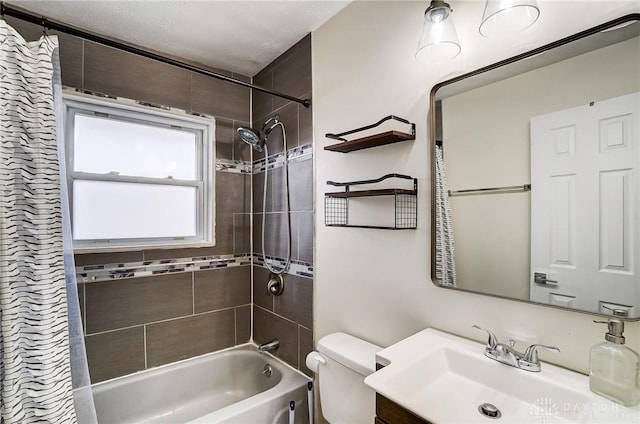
[416,3,461,63]
[479,0,540,37]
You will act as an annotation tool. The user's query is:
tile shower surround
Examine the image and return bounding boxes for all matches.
[251,34,314,377]
[7,17,314,381]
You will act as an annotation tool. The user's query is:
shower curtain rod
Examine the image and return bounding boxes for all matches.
[0,2,311,108]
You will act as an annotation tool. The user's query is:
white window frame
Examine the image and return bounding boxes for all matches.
[63,92,215,252]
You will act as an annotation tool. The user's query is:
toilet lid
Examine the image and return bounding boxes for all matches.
[317,332,382,376]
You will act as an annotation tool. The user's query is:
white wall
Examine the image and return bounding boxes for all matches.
[313,0,640,376]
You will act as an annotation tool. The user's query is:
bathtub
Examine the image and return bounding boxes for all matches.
[92,344,311,424]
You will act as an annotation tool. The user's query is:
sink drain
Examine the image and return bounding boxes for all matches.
[478,403,501,419]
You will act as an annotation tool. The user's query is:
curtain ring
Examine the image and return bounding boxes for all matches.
[41,17,48,35]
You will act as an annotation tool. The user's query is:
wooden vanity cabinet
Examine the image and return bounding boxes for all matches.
[375,393,430,424]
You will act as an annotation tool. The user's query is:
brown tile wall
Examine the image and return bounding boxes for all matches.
[79,265,252,382]
[251,34,314,376]
[81,266,251,382]
[6,17,253,383]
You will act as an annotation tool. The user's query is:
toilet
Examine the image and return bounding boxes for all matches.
[306,332,382,424]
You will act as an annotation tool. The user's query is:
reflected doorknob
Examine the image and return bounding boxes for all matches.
[534,272,558,285]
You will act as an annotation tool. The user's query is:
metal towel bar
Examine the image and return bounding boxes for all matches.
[448,184,531,196]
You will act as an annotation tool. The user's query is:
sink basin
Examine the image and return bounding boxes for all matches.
[364,329,640,423]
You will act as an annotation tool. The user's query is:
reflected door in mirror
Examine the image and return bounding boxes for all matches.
[530,92,639,316]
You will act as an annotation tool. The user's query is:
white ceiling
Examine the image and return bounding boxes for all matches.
[5,0,351,76]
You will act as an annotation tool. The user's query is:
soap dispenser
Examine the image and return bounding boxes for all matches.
[589,319,640,406]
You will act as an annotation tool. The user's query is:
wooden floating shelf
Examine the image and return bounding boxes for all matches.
[325,188,416,198]
[324,173,418,230]
[324,130,415,153]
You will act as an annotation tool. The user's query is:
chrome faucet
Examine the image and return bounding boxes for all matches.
[258,339,280,353]
[473,325,560,372]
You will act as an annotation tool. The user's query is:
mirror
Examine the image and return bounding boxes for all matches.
[430,14,640,319]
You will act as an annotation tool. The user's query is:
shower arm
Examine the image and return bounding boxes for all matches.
[261,116,280,139]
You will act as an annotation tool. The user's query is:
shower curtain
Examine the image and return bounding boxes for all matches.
[434,145,457,287]
[0,20,97,423]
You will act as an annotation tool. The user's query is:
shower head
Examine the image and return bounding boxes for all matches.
[237,127,264,152]
[236,115,280,153]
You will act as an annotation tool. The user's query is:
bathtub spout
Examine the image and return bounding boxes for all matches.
[258,339,280,353]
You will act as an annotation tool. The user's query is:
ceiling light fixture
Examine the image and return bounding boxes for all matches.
[416,0,461,63]
[479,0,540,37]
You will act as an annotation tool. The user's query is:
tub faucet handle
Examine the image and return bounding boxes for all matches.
[262,364,272,377]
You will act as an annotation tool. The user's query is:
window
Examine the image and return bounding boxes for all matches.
[63,93,215,251]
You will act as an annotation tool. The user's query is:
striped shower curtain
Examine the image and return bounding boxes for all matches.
[434,145,457,287]
[0,20,92,423]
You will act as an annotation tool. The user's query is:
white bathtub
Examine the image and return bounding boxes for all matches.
[92,344,311,424]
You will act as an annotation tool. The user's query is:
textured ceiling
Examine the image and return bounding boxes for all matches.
[5,0,351,76]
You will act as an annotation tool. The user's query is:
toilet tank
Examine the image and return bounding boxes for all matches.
[316,333,382,424]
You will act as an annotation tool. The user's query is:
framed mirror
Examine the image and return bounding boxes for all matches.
[430,14,640,320]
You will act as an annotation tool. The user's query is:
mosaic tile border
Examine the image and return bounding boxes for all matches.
[216,158,252,174]
[76,253,252,283]
[253,143,312,174]
[75,252,313,283]
[252,254,314,279]
[216,143,311,175]
[67,87,214,118]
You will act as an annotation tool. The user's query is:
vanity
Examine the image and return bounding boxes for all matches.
[366,328,640,423]
[375,393,429,424]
